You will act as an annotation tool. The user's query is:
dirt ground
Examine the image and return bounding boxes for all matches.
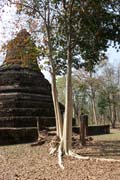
[0,130,120,180]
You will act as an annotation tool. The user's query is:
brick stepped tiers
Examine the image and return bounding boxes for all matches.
[0,29,64,145]
[0,127,38,145]
[0,64,58,144]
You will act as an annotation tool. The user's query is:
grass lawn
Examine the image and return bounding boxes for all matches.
[74,128,120,159]
[93,128,120,141]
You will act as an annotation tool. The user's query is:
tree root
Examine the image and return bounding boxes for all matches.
[58,138,64,169]
[68,150,120,163]
[49,147,58,155]
[31,130,48,146]
[49,135,61,155]
[49,136,120,170]
[49,136,64,169]
[92,157,120,162]
[31,139,46,146]
[68,150,90,160]
[59,149,120,169]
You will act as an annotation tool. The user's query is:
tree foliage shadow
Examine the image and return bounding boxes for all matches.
[73,138,120,159]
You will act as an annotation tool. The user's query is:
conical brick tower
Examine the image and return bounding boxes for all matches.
[0,29,57,144]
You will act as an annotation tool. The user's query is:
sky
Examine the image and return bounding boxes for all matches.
[0,4,29,64]
[0,4,120,79]
[106,46,120,67]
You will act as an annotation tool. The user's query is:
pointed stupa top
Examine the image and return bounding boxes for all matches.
[3,29,40,71]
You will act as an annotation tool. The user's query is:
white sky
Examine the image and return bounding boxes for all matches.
[0,4,29,64]
[0,5,19,44]
[106,46,120,67]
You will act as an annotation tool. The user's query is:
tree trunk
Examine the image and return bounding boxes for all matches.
[89,72,97,125]
[46,24,63,138]
[51,71,63,138]
[63,38,73,155]
[108,94,113,125]
[63,63,72,154]
[92,98,97,124]
[73,99,79,125]
[111,102,117,128]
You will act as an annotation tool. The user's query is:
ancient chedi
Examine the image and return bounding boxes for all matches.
[0,29,56,144]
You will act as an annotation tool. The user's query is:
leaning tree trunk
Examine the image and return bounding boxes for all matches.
[51,70,63,138]
[90,87,97,125]
[46,24,63,138]
[92,98,97,125]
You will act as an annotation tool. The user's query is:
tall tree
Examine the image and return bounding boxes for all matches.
[13,0,64,139]
[51,0,120,155]
[100,64,119,127]
[1,0,120,168]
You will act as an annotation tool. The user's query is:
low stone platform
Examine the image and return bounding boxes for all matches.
[72,125,110,135]
[0,127,38,145]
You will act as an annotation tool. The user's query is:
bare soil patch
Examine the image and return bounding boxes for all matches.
[0,129,120,180]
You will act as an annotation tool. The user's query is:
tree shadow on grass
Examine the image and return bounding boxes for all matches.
[73,139,120,159]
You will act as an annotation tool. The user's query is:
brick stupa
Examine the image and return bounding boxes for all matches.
[0,29,57,144]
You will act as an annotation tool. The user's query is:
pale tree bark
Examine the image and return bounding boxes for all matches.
[89,72,97,124]
[92,97,97,124]
[62,0,74,155]
[63,45,73,154]
[47,37,63,138]
[51,71,63,138]
[45,4,63,138]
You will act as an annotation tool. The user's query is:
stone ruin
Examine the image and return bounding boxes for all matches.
[0,29,63,144]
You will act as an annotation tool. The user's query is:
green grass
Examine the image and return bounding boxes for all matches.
[93,128,120,141]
